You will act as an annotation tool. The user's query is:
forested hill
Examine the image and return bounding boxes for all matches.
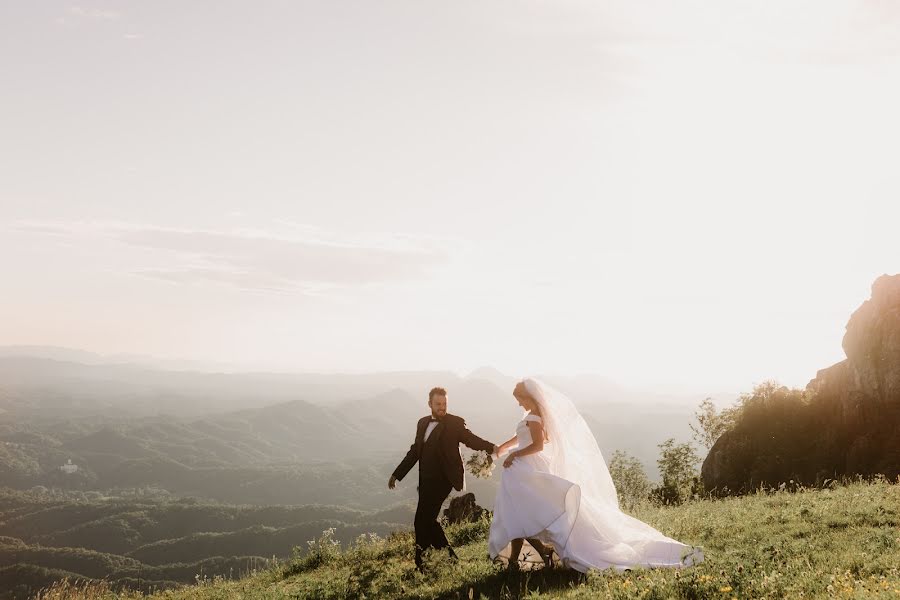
[0,488,412,600]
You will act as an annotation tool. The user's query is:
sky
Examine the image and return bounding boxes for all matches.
[1,1,898,392]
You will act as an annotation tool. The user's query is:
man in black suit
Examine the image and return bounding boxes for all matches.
[389,386,497,571]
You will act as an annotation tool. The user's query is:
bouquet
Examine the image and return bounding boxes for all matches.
[465,450,495,479]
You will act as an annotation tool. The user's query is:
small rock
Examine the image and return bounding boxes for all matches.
[443,492,487,524]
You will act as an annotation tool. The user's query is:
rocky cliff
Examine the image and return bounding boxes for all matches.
[702,274,900,493]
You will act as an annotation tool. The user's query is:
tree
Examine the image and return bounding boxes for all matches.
[608,450,652,511]
[689,397,741,450]
[652,438,701,505]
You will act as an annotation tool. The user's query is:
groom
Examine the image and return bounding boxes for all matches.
[388,386,497,571]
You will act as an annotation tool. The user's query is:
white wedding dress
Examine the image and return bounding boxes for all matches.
[488,378,704,573]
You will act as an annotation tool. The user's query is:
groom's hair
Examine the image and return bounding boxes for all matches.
[428,387,447,401]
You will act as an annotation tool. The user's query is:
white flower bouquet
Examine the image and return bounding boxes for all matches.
[465,450,495,479]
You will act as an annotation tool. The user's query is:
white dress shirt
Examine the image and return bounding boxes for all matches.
[424,420,438,442]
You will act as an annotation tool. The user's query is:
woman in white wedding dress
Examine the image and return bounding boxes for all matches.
[489,378,704,573]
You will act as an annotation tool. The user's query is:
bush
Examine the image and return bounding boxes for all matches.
[608,450,652,511]
[651,438,701,505]
[690,397,741,450]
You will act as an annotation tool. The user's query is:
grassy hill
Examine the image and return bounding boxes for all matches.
[33,478,900,599]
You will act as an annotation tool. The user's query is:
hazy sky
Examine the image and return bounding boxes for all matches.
[2,1,898,391]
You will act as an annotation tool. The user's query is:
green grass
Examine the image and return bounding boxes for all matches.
[35,478,900,599]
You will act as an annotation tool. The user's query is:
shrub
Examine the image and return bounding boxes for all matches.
[608,450,652,511]
[651,438,701,505]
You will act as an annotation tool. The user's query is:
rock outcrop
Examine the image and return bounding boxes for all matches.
[702,274,900,493]
[443,493,487,524]
[812,274,900,408]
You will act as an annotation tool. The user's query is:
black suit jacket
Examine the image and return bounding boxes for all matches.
[392,413,494,492]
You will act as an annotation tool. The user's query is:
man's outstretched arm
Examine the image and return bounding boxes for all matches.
[459,418,496,454]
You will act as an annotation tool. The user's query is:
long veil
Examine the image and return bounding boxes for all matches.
[490,377,704,571]
[523,377,619,510]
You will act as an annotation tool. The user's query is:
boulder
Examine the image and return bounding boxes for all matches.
[443,492,487,524]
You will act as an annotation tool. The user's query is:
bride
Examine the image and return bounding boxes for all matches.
[489,378,705,572]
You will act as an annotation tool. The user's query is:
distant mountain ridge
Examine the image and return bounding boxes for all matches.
[0,345,234,372]
[0,345,732,411]
[1,347,733,507]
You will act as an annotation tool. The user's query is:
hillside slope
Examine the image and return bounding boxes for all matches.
[34,479,900,599]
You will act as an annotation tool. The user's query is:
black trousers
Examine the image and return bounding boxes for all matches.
[414,474,455,569]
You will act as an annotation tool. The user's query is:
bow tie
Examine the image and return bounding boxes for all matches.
[428,417,442,423]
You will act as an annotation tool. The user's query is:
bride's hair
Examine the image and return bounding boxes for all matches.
[518,380,550,443]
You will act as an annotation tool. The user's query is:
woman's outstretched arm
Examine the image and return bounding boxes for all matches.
[496,435,518,456]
